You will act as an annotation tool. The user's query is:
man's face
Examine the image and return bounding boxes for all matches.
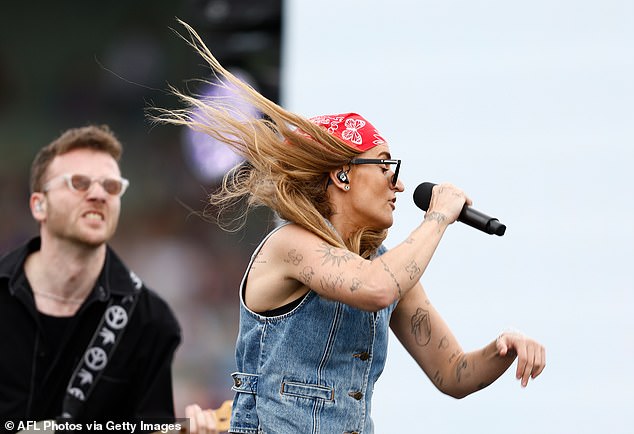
[38,148,124,248]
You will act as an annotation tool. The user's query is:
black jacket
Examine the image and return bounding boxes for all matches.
[0,238,181,430]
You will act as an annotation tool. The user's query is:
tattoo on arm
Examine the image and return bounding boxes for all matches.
[378,257,402,298]
[438,336,449,350]
[350,278,361,292]
[320,273,344,294]
[424,211,447,224]
[318,243,354,267]
[455,355,468,383]
[299,266,315,285]
[284,249,304,266]
[405,260,421,280]
[432,370,444,388]
[410,307,432,346]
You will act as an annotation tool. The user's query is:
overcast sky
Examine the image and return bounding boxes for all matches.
[283,1,633,432]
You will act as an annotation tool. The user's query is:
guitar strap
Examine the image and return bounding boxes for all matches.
[59,282,141,422]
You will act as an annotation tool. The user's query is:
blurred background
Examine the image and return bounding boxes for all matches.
[2,1,633,433]
[0,0,282,417]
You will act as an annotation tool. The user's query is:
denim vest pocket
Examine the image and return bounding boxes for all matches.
[230,372,259,433]
[280,379,335,401]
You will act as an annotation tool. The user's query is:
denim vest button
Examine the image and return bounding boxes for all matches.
[348,391,363,400]
[354,352,370,361]
[234,377,242,387]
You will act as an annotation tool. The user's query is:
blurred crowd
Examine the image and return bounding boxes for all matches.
[0,0,280,417]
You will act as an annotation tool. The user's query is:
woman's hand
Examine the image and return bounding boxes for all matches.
[496,331,546,387]
[427,183,472,224]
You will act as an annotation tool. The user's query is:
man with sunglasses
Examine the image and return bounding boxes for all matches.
[0,125,181,431]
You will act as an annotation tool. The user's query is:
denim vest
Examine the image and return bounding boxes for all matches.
[230,225,396,434]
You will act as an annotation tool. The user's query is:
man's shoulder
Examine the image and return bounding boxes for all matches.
[134,286,182,336]
[0,238,37,278]
[0,247,19,279]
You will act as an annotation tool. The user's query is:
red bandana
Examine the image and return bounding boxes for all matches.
[308,113,386,152]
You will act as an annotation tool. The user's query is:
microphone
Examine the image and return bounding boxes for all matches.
[413,182,507,236]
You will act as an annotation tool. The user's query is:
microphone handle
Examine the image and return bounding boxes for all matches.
[459,206,507,236]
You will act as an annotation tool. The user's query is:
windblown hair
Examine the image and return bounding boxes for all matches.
[152,20,386,257]
[30,124,123,193]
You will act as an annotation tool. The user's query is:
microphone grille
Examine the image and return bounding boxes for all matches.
[413,182,436,211]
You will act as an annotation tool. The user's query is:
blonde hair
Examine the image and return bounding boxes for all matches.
[152,20,386,257]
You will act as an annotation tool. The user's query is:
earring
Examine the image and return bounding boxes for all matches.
[344,185,350,191]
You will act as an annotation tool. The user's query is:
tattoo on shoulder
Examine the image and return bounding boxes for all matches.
[378,257,402,298]
[318,243,354,267]
[410,307,431,347]
[284,249,303,266]
[251,250,267,271]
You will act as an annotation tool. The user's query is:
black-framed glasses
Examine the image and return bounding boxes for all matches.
[349,158,401,186]
[43,173,130,197]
